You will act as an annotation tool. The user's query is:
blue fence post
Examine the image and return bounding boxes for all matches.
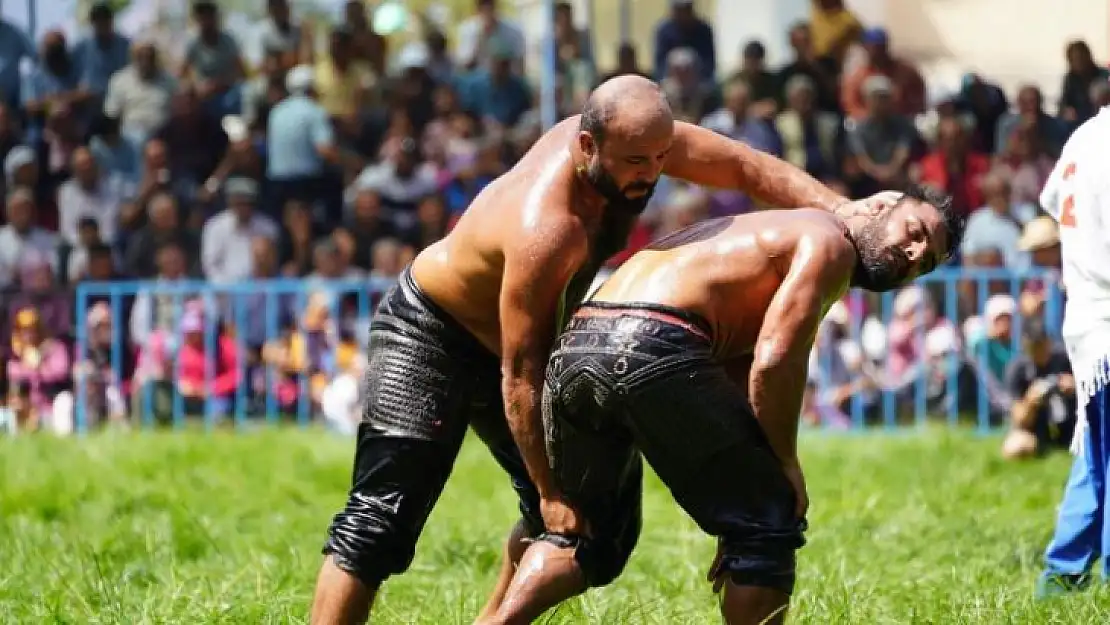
[203,291,217,431]
[296,288,310,428]
[880,290,895,429]
[265,288,279,424]
[944,273,959,426]
[233,290,248,429]
[172,292,185,429]
[74,283,89,436]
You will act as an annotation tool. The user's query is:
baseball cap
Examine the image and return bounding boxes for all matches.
[983,294,1016,322]
[861,27,889,46]
[1017,216,1060,252]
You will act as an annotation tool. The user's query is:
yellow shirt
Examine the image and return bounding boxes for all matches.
[314,56,377,118]
[810,5,862,60]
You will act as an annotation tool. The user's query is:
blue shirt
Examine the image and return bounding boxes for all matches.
[21,63,79,107]
[0,20,34,107]
[266,95,334,179]
[455,71,532,127]
[72,33,131,97]
[89,135,141,184]
[653,19,716,81]
[960,207,1028,268]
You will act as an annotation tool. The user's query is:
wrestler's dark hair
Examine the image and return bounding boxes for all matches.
[896,183,965,263]
[579,99,616,146]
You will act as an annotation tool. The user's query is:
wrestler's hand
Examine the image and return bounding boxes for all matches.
[540,494,590,538]
[782,460,809,520]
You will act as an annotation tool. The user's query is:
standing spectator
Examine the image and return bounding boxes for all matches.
[454,0,525,72]
[659,48,716,124]
[653,0,716,82]
[267,65,341,223]
[777,21,840,113]
[22,31,82,142]
[554,2,594,74]
[242,44,290,137]
[181,0,246,118]
[809,0,862,69]
[960,172,1028,269]
[599,43,650,83]
[729,40,778,116]
[1002,322,1076,460]
[315,27,376,140]
[995,86,1067,158]
[103,41,177,146]
[775,75,840,181]
[1059,40,1109,127]
[257,0,307,68]
[71,3,131,111]
[200,178,279,283]
[152,86,229,201]
[0,15,34,110]
[958,74,1009,153]
[56,147,132,247]
[0,188,58,288]
[841,28,926,121]
[341,0,389,76]
[915,117,991,217]
[844,76,917,195]
[456,40,532,129]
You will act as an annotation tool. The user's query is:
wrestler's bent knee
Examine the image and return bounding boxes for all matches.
[322,496,418,587]
[540,528,639,588]
[710,541,799,595]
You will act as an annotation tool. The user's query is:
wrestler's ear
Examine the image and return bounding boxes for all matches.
[578,131,598,158]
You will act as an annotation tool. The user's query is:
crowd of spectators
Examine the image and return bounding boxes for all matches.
[0,0,1099,450]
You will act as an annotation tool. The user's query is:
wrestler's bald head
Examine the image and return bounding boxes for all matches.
[577,75,673,209]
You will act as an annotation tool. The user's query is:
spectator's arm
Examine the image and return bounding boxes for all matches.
[200,220,222,279]
[209,337,241,395]
[1007,361,1039,429]
[312,107,339,163]
[20,66,44,114]
[839,69,866,119]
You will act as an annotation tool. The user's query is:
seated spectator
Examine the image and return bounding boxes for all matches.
[454,0,526,72]
[914,117,990,217]
[89,115,141,184]
[57,147,133,247]
[306,237,364,284]
[0,18,34,111]
[66,217,108,283]
[968,294,1018,406]
[339,189,398,271]
[599,42,651,84]
[369,237,405,279]
[71,3,131,111]
[1002,322,1076,459]
[883,286,957,393]
[123,192,199,278]
[232,236,295,350]
[201,178,279,283]
[844,75,916,196]
[242,44,289,135]
[1058,40,1109,126]
[701,80,781,215]
[777,21,839,114]
[659,48,715,124]
[808,301,880,425]
[129,241,192,347]
[152,86,229,202]
[5,251,73,342]
[993,122,1056,208]
[0,187,58,288]
[261,293,340,412]
[422,29,455,85]
[961,172,1031,269]
[411,194,450,250]
[256,0,307,68]
[349,137,438,231]
[180,1,246,118]
[5,307,71,433]
[456,38,532,129]
[995,85,1067,159]
[315,26,376,135]
[728,40,778,117]
[321,350,366,436]
[921,323,981,418]
[652,0,715,81]
[277,200,319,277]
[958,74,1009,153]
[441,138,501,218]
[65,302,129,434]
[775,75,840,181]
[841,28,925,121]
[102,40,176,146]
[22,31,82,142]
[809,0,862,69]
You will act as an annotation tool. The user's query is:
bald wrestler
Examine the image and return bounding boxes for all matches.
[310,75,856,624]
[481,185,965,625]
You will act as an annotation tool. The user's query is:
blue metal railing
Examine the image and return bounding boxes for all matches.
[68,267,1064,435]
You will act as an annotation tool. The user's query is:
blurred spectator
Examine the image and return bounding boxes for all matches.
[57,147,132,247]
[995,86,1066,159]
[553,11,595,114]
[841,28,926,121]
[267,65,341,222]
[66,217,110,282]
[958,74,1009,153]
[279,200,320,277]
[808,301,879,425]
[0,103,19,166]
[600,43,650,83]
[0,187,58,288]
[242,44,290,135]
[307,237,364,282]
[729,40,778,116]
[0,15,35,110]
[369,237,405,279]
[994,121,1056,207]
[102,41,176,146]
[233,236,294,349]
[129,241,191,347]
[89,115,141,183]
[349,137,438,232]
[5,251,73,340]
[84,242,120,283]
[22,31,81,141]
[181,1,246,118]
[1021,216,1062,270]
[316,27,377,131]
[1002,322,1076,460]
[67,302,128,434]
[391,43,438,136]
[421,29,455,85]
[777,21,840,113]
[455,0,525,72]
[844,76,916,195]
[1058,40,1108,126]
[341,0,389,75]
[411,194,450,250]
[4,146,41,213]
[5,307,71,433]
[554,2,595,75]
[660,48,716,124]
[456,41,532,128]
[884,286,957,392]
[321,350,366,435]
[152,87,229,201]
[809,0,862,69]
[71,3,131,110]
[654,0,716,82]
[915,117,991,217]
[262,292,346,412]
[775,75,840,181]
[969,294,1018,400]
[339,189,396,271]
[960,172,1029,269]
[201,178,279,283]
[257,0,307,68]
[701,80,781,214]
[123,192,199,278]
[202,118,266,206]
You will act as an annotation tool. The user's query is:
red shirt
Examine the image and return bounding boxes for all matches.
[917,151,991,216]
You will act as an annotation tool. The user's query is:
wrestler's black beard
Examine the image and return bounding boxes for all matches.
[847,217,911,292]
[586,161,656,215]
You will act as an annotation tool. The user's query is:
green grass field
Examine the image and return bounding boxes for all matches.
[2,428,1109,624]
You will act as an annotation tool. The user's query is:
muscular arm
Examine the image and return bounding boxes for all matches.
[749,236,853,463]
[500,218,588,498]
[665,121,847,212]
